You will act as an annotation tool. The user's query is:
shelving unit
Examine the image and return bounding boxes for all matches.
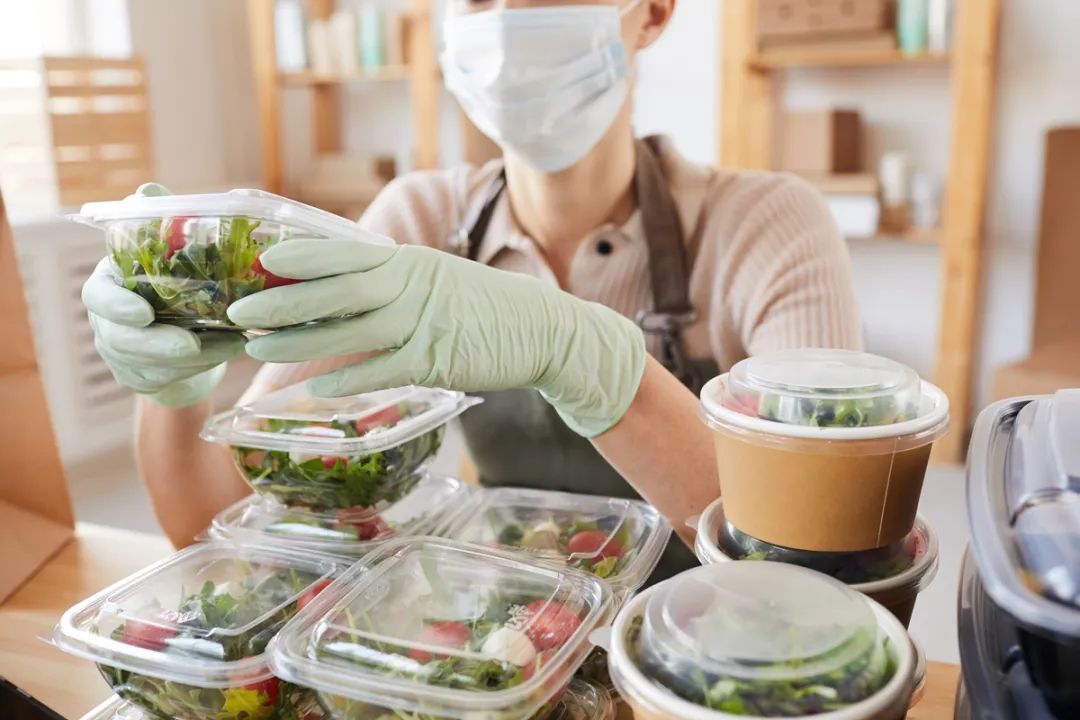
[720,0,1000,463]
[246,0,440,197]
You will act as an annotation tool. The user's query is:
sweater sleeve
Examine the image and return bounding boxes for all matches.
[703,173,863,370]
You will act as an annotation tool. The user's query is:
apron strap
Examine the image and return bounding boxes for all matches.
[459,138,702,391]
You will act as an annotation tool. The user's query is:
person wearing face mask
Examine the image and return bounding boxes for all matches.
[82,0,861,581]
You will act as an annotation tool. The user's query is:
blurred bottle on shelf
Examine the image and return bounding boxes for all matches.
[897,0,930,54]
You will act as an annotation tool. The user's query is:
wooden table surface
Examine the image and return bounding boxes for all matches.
[0,523,962,720]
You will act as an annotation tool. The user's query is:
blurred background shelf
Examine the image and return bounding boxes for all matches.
[751,48,949,70]
[278,66,410,85]
[848,227,941,245]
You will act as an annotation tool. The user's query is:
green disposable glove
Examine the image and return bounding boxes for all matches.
[81,183,245,407]
[228,238,647,437]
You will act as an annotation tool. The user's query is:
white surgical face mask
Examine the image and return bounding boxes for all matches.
[441,1,643,173]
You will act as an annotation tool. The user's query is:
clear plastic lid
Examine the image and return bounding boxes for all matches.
[544,679,615,720]
[968,393,1080,639]
[269,538,614,719]
[632,563,895,716]
[439,487,671,597]
[699,498,934,587]
[80,696,146,720]
[721,349,922,428]
[210,475,471,557]
[202,384,480,455]
[74,188,394,246]
[55,542,344,688]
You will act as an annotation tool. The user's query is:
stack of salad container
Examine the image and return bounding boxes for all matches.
[74,189,394,331]
[959,390,1080,720]
[604,562,917,720]
[200,383,476,558]
[695,349,947,627]
[54,542,346,720]
[268,537,616,719]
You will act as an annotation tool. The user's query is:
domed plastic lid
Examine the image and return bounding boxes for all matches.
[640,563,879,689]
[722,349,922,428]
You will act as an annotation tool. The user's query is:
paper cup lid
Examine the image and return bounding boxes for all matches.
[723,349,922,428]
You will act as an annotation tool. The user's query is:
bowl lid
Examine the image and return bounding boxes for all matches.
[201,383,479,455]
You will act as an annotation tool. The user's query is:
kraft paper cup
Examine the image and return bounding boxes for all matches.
[694,498,940,627]
[606,567,917,720]
[700,372,948,552]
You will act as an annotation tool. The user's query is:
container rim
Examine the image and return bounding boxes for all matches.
[700,374,950,444]
[608,583,915,720]
[693,498,940,595]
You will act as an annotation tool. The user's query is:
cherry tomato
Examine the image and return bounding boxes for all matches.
[522,649,556,682]
[163,217,192,259]
[335,508,393,541]
[242,677,280,705]
[120,612,180,650]
[523,600,581,651]
[355,405,403,435]
[320,456,345,469]
[566,530,624,561]
[410,621,471,663]
[296,579,332,612]
[252,255,299,289]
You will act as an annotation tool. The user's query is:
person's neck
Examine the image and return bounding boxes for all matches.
[504,112,637,264]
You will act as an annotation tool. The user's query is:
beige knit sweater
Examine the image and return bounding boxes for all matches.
[246,137,862,397]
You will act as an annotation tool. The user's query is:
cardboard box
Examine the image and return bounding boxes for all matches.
[1033,127,1080,349]
[0,189,75,601]
[777,109,862,174]
[758,0,890,41]
[992,340,1080,401]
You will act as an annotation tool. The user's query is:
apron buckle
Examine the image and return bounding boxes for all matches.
[635,310,703,393]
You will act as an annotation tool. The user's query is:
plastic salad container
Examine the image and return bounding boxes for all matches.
[73,189,393,330]
[694,498,938,627]
[438,487,671,602]
[202,384,479,512]
[54,542,345,720]
[79,694,330,720]
[210,474,471,559]
[606,562,915,720]
[268,537,615,720]
[966,390,1080,718]
[700,349,949,552]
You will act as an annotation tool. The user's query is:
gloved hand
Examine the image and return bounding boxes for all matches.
[228,238,647,437]
[81,183,245,407]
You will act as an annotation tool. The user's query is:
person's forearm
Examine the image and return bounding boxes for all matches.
[591,355,719,547]
[135,396,250,547]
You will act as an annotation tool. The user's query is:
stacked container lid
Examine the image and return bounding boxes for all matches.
[695,349,947,627]
[963,390,1080,719]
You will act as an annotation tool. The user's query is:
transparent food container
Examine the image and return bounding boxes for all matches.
[74,189,394,330]
[694,498,939,626]
[202,384,479,512]
[967,391,1080,718]
[700,350,949,552]
[210,474,471,559]
[268,537,615,720]
[55,542,345,720]
[438,487,671,602]
[606,563,915,719]
[80,694,329,720]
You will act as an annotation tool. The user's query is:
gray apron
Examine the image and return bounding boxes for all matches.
[455,137,718,586]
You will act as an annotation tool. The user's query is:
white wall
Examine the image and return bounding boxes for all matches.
[634,0,1080,412]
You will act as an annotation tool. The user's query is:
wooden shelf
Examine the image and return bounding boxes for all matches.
[848,227,941,245]
[750,49,949,71]
[279,66,410,85]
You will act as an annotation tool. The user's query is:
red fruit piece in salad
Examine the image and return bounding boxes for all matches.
[903,531,927,558]
[242,677,280,705]
[522,600,581,651]
[163,217,192,259]
[252,255,299,289]
[566,530,624,560]
[336,508,393,540]
[296,579,332,612]
[120,611,181,650]
[522,649,557,681]
[410,621,471,663]
[320,456,345,469]
[355,405,403,435]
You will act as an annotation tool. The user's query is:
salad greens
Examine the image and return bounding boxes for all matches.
[98,569,325,720]
[234,412,441,512]
[630,615,897,717]
[490,516,637,580]
[757,394,915,428]
[107,215,292,328]
[719,523,921,584]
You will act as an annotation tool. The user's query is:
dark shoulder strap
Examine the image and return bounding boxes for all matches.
[635,135,693,316]
[460,167,507,262]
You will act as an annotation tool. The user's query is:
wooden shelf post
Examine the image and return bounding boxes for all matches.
[408,0,439,170]
[931,0,1001,463]
[248,0,283,194]
[719,0,774,169]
